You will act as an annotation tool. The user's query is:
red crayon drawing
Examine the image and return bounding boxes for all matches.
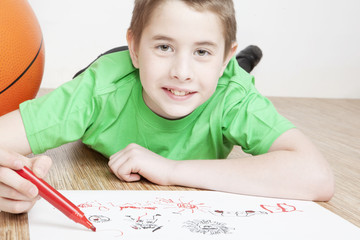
[156,198,210,214]
[77,202,93,208]
[77,200,158,212]
[260,203,300,214]
[118,206,157,211]
[176,200,202,213]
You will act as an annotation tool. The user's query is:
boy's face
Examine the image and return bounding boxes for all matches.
[128,0,236,119]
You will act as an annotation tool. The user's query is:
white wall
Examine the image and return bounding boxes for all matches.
[28,0,360,98]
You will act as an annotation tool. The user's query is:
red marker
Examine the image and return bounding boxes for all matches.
[16,166,96,232]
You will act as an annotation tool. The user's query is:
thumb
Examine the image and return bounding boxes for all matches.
[28,155,53,178]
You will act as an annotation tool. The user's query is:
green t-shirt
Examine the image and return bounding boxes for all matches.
[20,50,294,160]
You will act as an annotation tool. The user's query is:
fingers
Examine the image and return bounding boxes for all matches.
[109,156,141,182]
[108,145,141,182]
[109,143,142,165]
[0,166,39,213]
[0,167,38,199]
[108,145,131,177]
[0,149,52,214]
[108,146,128,166]
[0,148,40,213]
[0,148,26,170]
[0,183,35,201]
[115,159,142,182]
[0,197,37,214]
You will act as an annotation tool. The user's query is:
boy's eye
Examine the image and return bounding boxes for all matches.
[195,49,210,56]
[157,45,173,52]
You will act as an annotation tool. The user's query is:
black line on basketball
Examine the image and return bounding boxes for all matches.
[0,37,43,95]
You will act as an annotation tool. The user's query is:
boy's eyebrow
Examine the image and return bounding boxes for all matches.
[152,34,218,48]
[152,35,174,42]
[194,41,219,48]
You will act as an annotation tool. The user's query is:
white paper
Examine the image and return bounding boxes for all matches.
[28,190,360,240]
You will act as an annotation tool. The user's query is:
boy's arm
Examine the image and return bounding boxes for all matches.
[0,110,32,155]
[0,110,52,213]
[109,128,334,201]
[169,128,334,201]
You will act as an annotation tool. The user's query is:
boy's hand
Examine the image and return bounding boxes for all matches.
[108,143,176,185]
[0,149,52,213]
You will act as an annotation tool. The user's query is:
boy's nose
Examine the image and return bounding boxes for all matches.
[170,53,193,81]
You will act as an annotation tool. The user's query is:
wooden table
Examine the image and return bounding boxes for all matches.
[1,90,359,239]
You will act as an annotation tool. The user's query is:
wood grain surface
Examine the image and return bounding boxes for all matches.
[1,89,359,239]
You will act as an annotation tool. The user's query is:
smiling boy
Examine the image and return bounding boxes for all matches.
[130,1,229,119]
[0,0,334,214]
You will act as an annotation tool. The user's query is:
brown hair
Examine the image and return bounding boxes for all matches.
[129,0,237,55]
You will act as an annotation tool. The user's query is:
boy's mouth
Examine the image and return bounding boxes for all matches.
[164,87,195,96]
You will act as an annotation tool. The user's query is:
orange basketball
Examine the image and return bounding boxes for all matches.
[0,0,45,116]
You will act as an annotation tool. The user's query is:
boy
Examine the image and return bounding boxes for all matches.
[0,0,334,214]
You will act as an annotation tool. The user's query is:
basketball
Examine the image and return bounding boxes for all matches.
[0,0,45,116]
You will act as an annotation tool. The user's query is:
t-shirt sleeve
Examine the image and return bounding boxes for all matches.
[19,71,97,154]
[222,88,295,155]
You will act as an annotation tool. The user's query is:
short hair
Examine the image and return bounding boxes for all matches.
[129,0,237,56]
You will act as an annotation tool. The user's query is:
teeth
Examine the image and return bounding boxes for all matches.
[168,88,190,96]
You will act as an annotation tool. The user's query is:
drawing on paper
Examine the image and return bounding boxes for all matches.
[212,209,268,217]
[29,191,360,240]
[125,213,163,232]
[75,198,301,237]
[183,219,234,235]
[166,198,209,214]
[153,197,210,214]
[260,203,300,213]
[89,215,111,223]
[76,197,210,215]
[174,199,207,213]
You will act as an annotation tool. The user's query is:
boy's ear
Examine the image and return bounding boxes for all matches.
[220,42,238,75]
[126,30,139,69]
